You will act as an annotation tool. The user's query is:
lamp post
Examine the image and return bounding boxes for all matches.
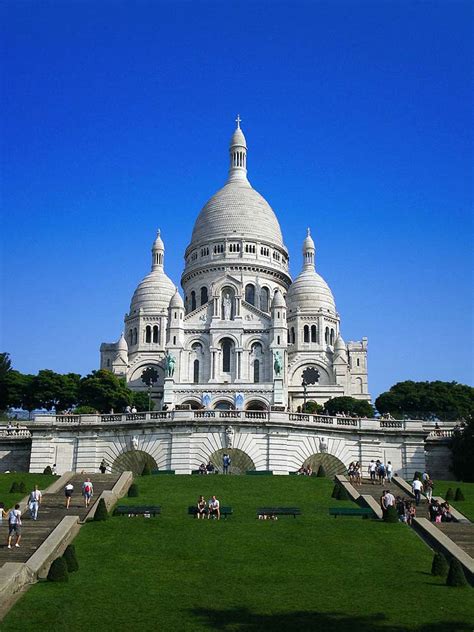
[148,384,152,412]
[302,379,307,413]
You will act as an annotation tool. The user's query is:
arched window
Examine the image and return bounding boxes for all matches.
[277,335,281,345]
[291,327,296,344]
[133,328,138,345]
[325,327,329,344]
[311,325,317,343]
[304,325,310,343]
[222,338,232,373]
[106,358,110,367]
[193,359,199,384]
[153,325,159,343]
[129,329,133,345]
[254,359,260,383]
[357,358,360,367]
[145,325,151,343]
[200,286,208,305]
[260,287,269,312]
[245,284,255,305]
[191,291,196,311]
[330,329,335,345]
[173,335,176,345]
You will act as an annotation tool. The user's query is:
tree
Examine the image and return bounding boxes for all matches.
[304,401,323,414]
[3,371,36,415]
[375,381,474,421]
[78,370,132,413]
[0,353,12,411]
[324,396,374,418]
[132,390,155,411]
[31,370,66,411]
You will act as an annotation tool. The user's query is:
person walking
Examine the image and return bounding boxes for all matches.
[64,482,74,509]
[99,459,107,474]
[412,477,423,506]
[82,478,94,508]
[222,453,231,475]
[7,504,22,549]
[386,461,393,483]
[368,460,377,484]
[28,485,42,520]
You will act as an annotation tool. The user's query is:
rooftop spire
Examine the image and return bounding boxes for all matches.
[152,229,165,271]
[228,116,248,183]
[302,228,315,270]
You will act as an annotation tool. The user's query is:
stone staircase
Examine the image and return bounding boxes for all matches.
[0,474,119,568]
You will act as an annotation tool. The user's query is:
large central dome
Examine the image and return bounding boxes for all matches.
[191,179,284,247]
[189,121,285,249]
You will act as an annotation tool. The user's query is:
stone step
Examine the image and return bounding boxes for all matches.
[0,474,120,568]
[436,523,474,558]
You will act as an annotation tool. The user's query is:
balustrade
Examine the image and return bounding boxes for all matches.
[56,415,81,424]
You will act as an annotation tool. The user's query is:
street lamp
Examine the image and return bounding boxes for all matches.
[148,384,153,412]
[302,379,308,412]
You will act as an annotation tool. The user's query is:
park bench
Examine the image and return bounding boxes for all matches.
[256,507,301,518]
[151,469,175,475]
[329,507,373,519]
[114,505,161,517]
[246,470,273,476]
[187,505,233,519]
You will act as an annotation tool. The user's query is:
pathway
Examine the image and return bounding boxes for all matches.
[0,473,119,568]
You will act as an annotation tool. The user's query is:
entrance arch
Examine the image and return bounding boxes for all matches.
[112,450,157,476]
[245,400,267,411]
[213,400,235,410]
[302,453,346,478]
[209,448,255,475]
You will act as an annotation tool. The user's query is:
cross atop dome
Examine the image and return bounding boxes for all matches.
[235,114,242,128]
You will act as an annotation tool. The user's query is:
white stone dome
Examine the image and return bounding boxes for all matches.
[169,287,184,309]
[191,179,284,247]
[287,268,336,315]
[130,269,175,314]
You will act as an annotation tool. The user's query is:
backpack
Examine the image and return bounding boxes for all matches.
[84,483,92,494]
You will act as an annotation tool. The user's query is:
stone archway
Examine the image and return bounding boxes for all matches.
[209,448,255,475]
[246,400,267,411]
[302,453,346,477]
[112,450,157,476]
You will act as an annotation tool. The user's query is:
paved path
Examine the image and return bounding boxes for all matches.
[0,474,119,568]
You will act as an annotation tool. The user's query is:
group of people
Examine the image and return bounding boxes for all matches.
[296,466,313,476]
[198,453,232,475]
[196,495,220,520]
[64,478,94,509]
[347,462,362,485]
[367,459,393,485]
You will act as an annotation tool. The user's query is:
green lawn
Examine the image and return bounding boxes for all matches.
[0,473,58,509]
[2,475,472,631]
[433,480,474,521]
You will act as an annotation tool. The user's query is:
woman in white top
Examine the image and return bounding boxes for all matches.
[7,504,22,549]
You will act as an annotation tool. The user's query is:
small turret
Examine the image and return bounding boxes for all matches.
[167,288,185,348]
[152,229,165,271]
[303,227,315,269]
[228,114,248,183]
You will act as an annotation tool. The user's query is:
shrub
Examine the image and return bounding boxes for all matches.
[331,484,340,499]
[62,544,79,572]
[316,465,326,478]
[94,498,109,521]
[17,481,26,493]
[338,485,350,501]
[142,463,151,476]
[383,505,399,523]
[9,482,19,493]
[128,483,139,497]
[446,558,468,587]
[72,405,97,414]
[431,552,449,576]
[43,466,53,475]
[47,557,69,582]
[445,488,454,501]
[454,488,465,501]
[413,471,422,481]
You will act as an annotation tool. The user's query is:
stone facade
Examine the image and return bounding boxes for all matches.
[100,120,370,411]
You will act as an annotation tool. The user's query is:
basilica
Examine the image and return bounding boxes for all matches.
[100,120,370,411]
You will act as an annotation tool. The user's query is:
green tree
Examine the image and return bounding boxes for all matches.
[78,370,132,413]
[324,396,374,418]
[304,401,323,414]
[375,381,474,421]
[0,353,12,411]
[31,370,66,411]
[132,390,155,411]
[3,371,37,415]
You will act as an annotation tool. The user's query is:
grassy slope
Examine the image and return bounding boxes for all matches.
[432,480,474,521]
[0,473,58,509]
[2,476,473,632]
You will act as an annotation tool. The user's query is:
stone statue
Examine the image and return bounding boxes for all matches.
[273,350,283,377]
[223,293,232,320]
[131,436,139,451]
[165,351,176,378]
[319,437,328,453]
[225,426,234,448]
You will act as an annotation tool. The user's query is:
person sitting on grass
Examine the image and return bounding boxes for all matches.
[198,463,207,475]
[196,495,207,519]
[208,495,220,520]
[206,461,216,474]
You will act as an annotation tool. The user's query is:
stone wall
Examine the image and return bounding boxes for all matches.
[0,439,31,472]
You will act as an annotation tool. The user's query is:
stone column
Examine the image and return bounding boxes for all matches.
[267,430,290,474]
[170,427,192,474]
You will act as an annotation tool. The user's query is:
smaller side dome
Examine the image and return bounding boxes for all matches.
[117,332,128,351]
[334,334,346,352]
[153,229,164,251]
[169,287,184,309]
[271,289,286,309]
[303,227,315,251]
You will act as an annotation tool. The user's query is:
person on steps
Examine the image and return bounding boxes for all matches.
[28,485,42,520]
[7,504,22,549]
[64,482,74,509]
[82,478,94,508]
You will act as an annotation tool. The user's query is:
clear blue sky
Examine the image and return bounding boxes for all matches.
[1,1,472,399]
